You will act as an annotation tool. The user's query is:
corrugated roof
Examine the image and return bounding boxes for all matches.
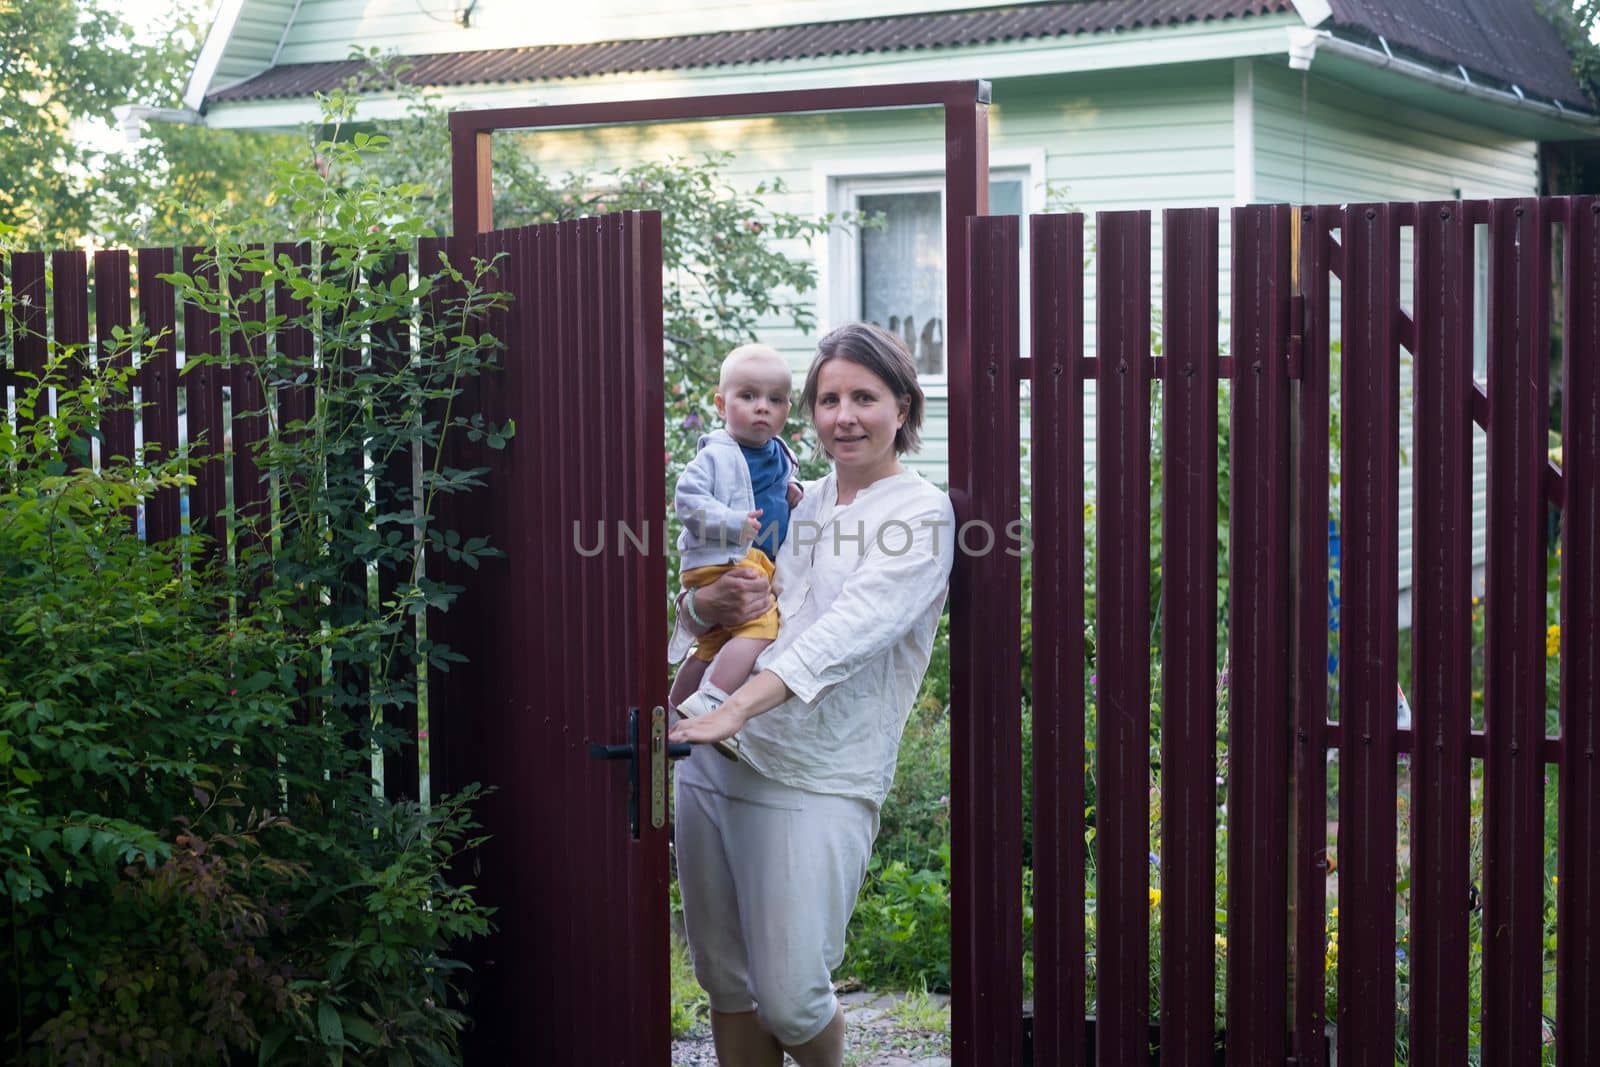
[204,0,1588,112]
[1326,0,1586,107]
[206,0,1295,104]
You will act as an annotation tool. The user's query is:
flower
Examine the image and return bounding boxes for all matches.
[1148,887,1162,908]
[682,412,702,430]
[1547,624,1562,658]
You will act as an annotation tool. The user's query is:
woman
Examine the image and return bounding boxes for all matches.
[667,322,956,1067]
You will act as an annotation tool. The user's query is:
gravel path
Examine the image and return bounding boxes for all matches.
[672,991,952,1067]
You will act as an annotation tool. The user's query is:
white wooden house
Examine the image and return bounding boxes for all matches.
[172,0,1599,610]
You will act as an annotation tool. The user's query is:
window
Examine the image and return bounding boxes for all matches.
[828,164,1034,387]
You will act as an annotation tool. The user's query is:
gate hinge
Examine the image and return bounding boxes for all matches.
[1287,294,1306,379]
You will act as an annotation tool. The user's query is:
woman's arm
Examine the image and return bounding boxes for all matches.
[666,670,791,744]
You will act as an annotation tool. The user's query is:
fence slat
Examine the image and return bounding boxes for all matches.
[272,242,313,441]
[547,218,585,1061]
[1337,202,1402,1063]
[1094,209,1152,1067]
[528,221,565,1059]
[182,247,226,551]
[1409,200,1475,1065]
[515,219,560,1049]
[597,214,635,1054]
[51,251,89,398]
[949,215,1024,1067]
[1029,212,1088,1066]
[11,252,47,438]
[137,248,181,542]
[576,215,611,1059]
[95,251,135,475]
[370,252,418,802]
[1290,204,1335,1067]
[1158,207,1219,1063]
[1482,197,1551,1066]
[231,253,269,557]
[1560,194,1600,1067]
[626,210,670,1061]
[1225,203,1293,1062]
[423,229,487,1041]
[0,253,8,394]
[272,242,317,725]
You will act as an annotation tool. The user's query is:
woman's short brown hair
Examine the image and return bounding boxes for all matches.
[800,322,925,455]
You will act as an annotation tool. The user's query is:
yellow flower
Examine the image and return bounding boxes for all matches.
[1149,887,1162,908]
[1330,906,1338,919]
[1547,624,1562,658]
[1215,933,1227,949]
[1472,689,1483,701]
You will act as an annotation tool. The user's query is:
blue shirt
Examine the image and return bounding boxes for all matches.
[742,438,790,561]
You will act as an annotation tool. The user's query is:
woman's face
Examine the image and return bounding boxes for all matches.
[811,357,907,472]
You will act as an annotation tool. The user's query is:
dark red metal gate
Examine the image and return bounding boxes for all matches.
[427,212,670,1063]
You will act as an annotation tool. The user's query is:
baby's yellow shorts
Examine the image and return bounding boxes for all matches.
[681,547,780,662]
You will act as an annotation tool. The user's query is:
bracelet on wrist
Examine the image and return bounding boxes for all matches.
[684,588,710,629]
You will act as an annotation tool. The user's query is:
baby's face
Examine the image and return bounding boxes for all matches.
[715,363,793,447]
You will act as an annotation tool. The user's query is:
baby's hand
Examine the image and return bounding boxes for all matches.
[786,482,803,508]
[742,509,764,543]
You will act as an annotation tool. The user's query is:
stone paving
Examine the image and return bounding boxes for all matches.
[671,990,952,1067]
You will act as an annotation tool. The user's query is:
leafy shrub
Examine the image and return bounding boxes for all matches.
[0,106,502,1065]
[843,843,952,993]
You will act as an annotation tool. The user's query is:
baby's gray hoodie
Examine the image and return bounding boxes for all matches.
[675,428,800,570]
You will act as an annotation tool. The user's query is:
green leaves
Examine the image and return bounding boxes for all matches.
[318,1000,345,1048]
[2,101,494,1064]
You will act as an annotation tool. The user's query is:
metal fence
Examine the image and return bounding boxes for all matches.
[0,239,457,802]
[955,198,1599,1064]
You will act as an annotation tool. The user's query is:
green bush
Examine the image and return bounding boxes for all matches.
[0,108,503,1065]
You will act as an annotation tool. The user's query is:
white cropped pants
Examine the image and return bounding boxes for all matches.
[674,746,879,1047]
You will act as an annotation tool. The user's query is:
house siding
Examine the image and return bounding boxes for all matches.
[1252,61,1538,594]
[495,64,1237,480]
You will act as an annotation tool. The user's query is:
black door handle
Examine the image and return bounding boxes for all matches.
[589,708,694,839]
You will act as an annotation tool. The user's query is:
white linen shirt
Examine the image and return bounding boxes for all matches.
[672,467,955,807]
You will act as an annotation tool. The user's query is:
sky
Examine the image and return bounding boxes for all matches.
[111,0,205,44]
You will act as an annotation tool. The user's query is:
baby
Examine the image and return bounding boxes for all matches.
[669,343,802,758]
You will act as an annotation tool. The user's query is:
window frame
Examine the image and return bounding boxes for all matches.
[814,149,1046,398]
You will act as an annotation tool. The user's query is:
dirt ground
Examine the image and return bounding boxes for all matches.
[671,991,952,1067]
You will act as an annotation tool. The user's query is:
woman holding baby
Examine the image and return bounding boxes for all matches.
[667,321,955,1067]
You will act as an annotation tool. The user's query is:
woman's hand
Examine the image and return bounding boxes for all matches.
[669,701,751,745]
[691,565,772,629]
[669,671,795,745]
